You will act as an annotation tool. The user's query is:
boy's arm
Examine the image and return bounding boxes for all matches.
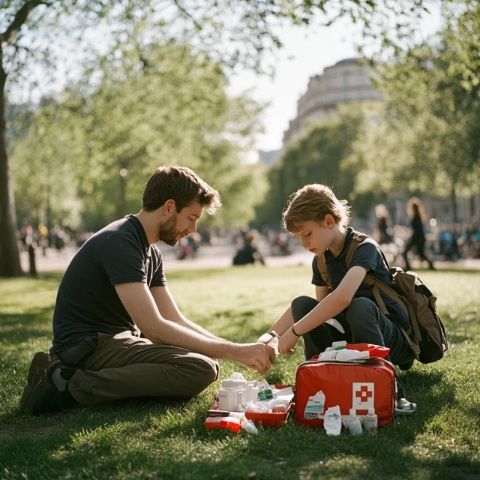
[260,285,329,338]
[278,266,367,353]
[315,286,329,302]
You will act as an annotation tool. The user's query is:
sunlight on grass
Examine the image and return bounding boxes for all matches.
[0,267,479,479]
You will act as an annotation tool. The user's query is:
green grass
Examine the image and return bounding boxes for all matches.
[0,266,479,479]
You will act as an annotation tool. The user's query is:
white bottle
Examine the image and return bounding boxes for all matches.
[324,405,342,436]
[347,408,363,435]
[364,408,378,434]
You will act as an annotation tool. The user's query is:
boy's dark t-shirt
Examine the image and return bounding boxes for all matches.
[51,215,166,353]
[311,227,409,329]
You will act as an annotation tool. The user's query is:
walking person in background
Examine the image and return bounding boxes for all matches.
[403,197,435,271]
[374,204,394,245]
[19,166,275,416]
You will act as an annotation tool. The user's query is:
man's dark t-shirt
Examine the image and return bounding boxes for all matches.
[311,227,409,329]
[51,215,166,353]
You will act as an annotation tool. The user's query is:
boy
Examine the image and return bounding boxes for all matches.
[262,184,416,412]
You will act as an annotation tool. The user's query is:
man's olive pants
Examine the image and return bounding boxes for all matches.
[57,330,219,405]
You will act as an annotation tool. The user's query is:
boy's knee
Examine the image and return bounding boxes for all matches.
[291,296,318,321]
[346,297,377,325]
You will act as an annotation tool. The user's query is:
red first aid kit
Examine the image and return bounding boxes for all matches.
[295,357,396,428]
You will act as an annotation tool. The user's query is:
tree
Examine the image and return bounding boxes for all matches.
[1,0,432,276]
[348,2,480,221]
[12,41,265,230]
[257,107,366,225]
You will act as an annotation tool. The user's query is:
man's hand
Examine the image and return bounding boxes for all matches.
[278,328,298,355]
[232,342,276,374]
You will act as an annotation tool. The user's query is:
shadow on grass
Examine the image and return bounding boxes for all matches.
[1,368,478,479]
[0,307,53,349]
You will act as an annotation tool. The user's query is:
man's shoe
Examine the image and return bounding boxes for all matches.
[19,352,76,415]
[30,365,77,416]
[19,352,59,414]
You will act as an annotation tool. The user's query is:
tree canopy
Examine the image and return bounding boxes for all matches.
[256,107,367,226]
[0,0,436,275]
[348,1,480,220]
[12,41,265,230]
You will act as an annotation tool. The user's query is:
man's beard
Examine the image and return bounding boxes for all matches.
[157,214,178,246]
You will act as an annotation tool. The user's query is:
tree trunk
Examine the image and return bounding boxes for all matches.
[450,182,458,223]
[470,194,476,219]
[0,50,23,277]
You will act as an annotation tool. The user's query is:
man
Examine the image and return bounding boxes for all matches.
[20,166,275,415]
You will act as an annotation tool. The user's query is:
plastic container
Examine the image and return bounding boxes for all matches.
[207,384,293,429]
[364,408,378,434]
[347,408,363,435]
[245,402,292,427]
[204,415,242,433]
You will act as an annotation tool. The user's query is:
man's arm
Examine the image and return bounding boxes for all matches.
[278,266,367,353]
[115,282,275,373]
[150,285,218,339]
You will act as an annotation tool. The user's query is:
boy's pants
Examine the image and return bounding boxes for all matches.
[56,330,219,405]
[291,295,415,366]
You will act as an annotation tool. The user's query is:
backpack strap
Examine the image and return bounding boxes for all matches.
[345,232,369,267]
[316,232,369,292]
[362,273,421,357]
[318,230,421,357]
[316,254,332,291]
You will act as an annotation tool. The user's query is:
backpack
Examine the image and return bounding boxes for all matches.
[316,232,448,364]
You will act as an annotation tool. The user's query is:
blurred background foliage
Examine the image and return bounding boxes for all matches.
[5,0,480,233]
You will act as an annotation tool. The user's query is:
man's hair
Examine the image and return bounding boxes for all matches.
[142,166,221,214]
[282,184,351,232]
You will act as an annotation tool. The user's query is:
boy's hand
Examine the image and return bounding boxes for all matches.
[278,329,297,355]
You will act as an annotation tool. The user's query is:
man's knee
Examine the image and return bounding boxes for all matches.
[291,296,318,322]
[180,355,219,396]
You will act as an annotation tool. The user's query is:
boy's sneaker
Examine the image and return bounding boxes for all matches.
[19,352,76,415]
[395,397,417,416]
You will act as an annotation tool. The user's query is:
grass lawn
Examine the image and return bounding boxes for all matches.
[0,266,479,479]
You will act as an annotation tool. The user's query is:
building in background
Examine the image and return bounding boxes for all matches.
[282,58,381,147]
[258,149,281,166]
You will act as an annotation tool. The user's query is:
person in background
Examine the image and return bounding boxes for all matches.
[374,204,394,245]
[232,230,265,266]
[402,197,435,270]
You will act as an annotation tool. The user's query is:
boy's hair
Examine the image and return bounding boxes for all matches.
[282,184,351,232]
[142,166,221,214]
